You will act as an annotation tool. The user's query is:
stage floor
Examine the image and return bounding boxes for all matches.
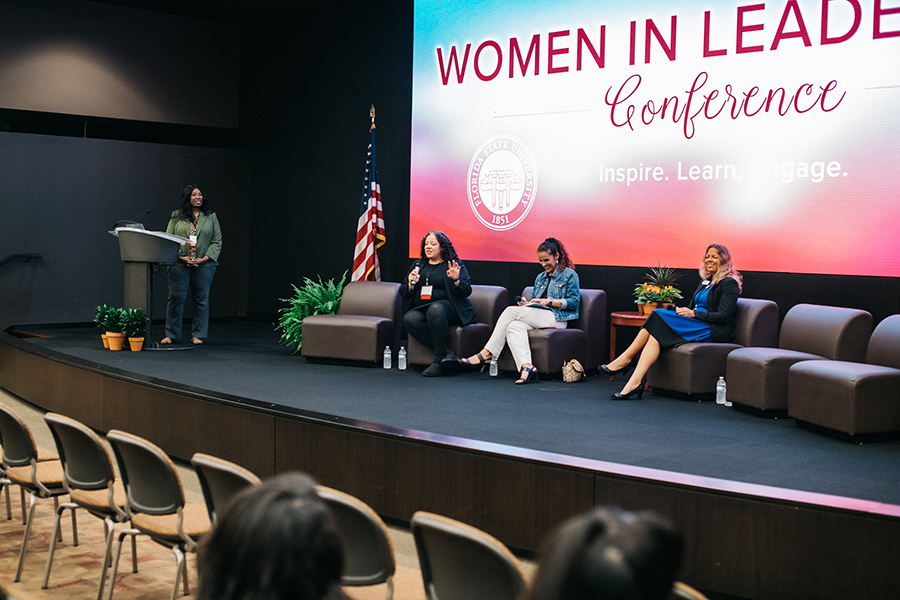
[12,320,900,507]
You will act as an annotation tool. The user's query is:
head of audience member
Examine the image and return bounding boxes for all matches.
[197,472,348,600]
[419,230,459,264]
[700,243,742,290]
[522,506,683,600]
[537,237,574,275]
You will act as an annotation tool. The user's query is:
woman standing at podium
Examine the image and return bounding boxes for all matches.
[160,185,222,345]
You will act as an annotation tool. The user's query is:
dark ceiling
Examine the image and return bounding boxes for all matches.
[89,0,313,23]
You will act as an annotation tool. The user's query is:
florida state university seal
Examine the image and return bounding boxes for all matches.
[467,135,537,231]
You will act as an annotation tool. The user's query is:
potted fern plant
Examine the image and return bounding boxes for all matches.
[278,272,347,353]
[120,308,148,351]
[94,304,120,348]
[634,264,683,315]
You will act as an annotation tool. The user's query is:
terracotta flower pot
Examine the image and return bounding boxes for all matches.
[101,333,110,349]
[106,332,125,351]
[637,302,658,316]
[128,337,145,351]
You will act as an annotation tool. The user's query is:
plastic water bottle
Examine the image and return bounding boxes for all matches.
[398,346,407,370]
[383,346,392,369]
[489,356,499,377]
[716,377,727,405]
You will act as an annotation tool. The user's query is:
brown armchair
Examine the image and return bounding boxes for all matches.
[726,303,872,413]
[788,314,900,436]
[301,281,402,365]
[497,287,607,378]
[647,298,780,398]
[408,285,507,368]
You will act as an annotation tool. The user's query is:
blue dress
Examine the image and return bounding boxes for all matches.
[643,286,712,348]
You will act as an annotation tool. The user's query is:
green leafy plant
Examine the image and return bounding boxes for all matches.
[94,304,124,332]
[120,308,148,338]
[277,272,347,352]
[633,264,684,304]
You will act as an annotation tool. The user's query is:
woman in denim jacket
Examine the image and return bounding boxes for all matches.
[462,238,579,384]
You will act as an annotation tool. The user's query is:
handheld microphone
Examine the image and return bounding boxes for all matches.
[413,259,423,275]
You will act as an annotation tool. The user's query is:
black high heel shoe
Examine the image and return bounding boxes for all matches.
[610,379,645,400]
[515,365,539,385]
[460,351,490,372]
[599,361,634,377]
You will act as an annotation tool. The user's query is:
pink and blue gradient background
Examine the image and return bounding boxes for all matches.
[410,0,900,276]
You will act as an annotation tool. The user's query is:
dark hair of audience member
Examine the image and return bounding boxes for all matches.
[197,472,349,600]
[521,506,683,600]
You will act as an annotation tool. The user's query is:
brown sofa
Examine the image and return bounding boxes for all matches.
[726,303,873,413]
[407,285,507,367]
[647,298,780,398]
[301,281,401,365]
[497,288,607,378]
[788,315,900,436]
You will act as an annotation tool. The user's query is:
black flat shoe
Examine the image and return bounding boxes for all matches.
[611,381,645,400]
[423,362,444,377]
[515,365,539,385]
[600,362,633,377]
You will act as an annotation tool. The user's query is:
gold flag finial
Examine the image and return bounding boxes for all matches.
[370,105,376,131]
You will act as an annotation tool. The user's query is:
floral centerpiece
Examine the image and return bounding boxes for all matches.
[633,265,683,315]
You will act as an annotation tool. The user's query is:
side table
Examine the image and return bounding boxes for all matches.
[608,311,648,380]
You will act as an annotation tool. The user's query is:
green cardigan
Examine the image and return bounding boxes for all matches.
[166,211,222,263]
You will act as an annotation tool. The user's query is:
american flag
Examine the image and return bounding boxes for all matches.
[351,128,385,281]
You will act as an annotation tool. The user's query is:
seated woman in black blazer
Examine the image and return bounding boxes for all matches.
[401,231,475,376]
[602,244,742,400]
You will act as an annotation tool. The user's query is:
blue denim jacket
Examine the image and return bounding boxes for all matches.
[531,267,580,321]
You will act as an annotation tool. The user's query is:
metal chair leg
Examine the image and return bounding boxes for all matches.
[170,546,187,600]
[42,501,77,588]
[71,504,79,546]
[3,478,11,520]
[20,487,26,524]
[15,493,37,582]
[104,527,139,600]
[96,518,116,600]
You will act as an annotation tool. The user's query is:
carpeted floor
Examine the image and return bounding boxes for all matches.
[13,321,900,507]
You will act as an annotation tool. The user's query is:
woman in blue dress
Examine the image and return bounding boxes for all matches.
[602,244,742,400]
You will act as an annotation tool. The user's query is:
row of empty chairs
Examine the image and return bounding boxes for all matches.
[1,402,710,600]
[301,281,609,376]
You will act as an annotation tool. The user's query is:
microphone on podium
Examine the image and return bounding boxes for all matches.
[112,209,152,230]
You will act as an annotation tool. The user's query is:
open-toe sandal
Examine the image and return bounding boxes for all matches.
[515,365,539,385]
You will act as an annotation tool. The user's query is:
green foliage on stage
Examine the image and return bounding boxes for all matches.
[120,308,148,338]
[277,272,347,352]
[94,304,124,333]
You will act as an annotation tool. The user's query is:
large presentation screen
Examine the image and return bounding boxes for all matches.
[410,0,900,277]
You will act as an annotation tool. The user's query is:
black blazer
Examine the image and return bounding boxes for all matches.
[401,258,476,326]
[688,277,741,342]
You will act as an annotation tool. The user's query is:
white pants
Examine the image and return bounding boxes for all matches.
[484,306,567,369]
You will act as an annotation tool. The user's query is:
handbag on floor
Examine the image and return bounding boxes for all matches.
[562,359,584,383]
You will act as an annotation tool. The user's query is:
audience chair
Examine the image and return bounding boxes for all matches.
[408,284,508,367]
[301,281,402,365]
[788,314,900,436]
[498,288,607,377]
[648,298,779,398]
[42,413,135,599]
[726,303,872,413]
[317,485,396,600]
[672,581,711,600]
[0,403,67,583]
[106,430,211,600]
[1,440,59,522]
[190,453,261,525]
[411,511,525,600]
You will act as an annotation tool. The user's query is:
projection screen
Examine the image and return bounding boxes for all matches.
[410,0,900,276]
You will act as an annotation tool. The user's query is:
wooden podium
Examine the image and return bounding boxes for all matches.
[111,227,187,345]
